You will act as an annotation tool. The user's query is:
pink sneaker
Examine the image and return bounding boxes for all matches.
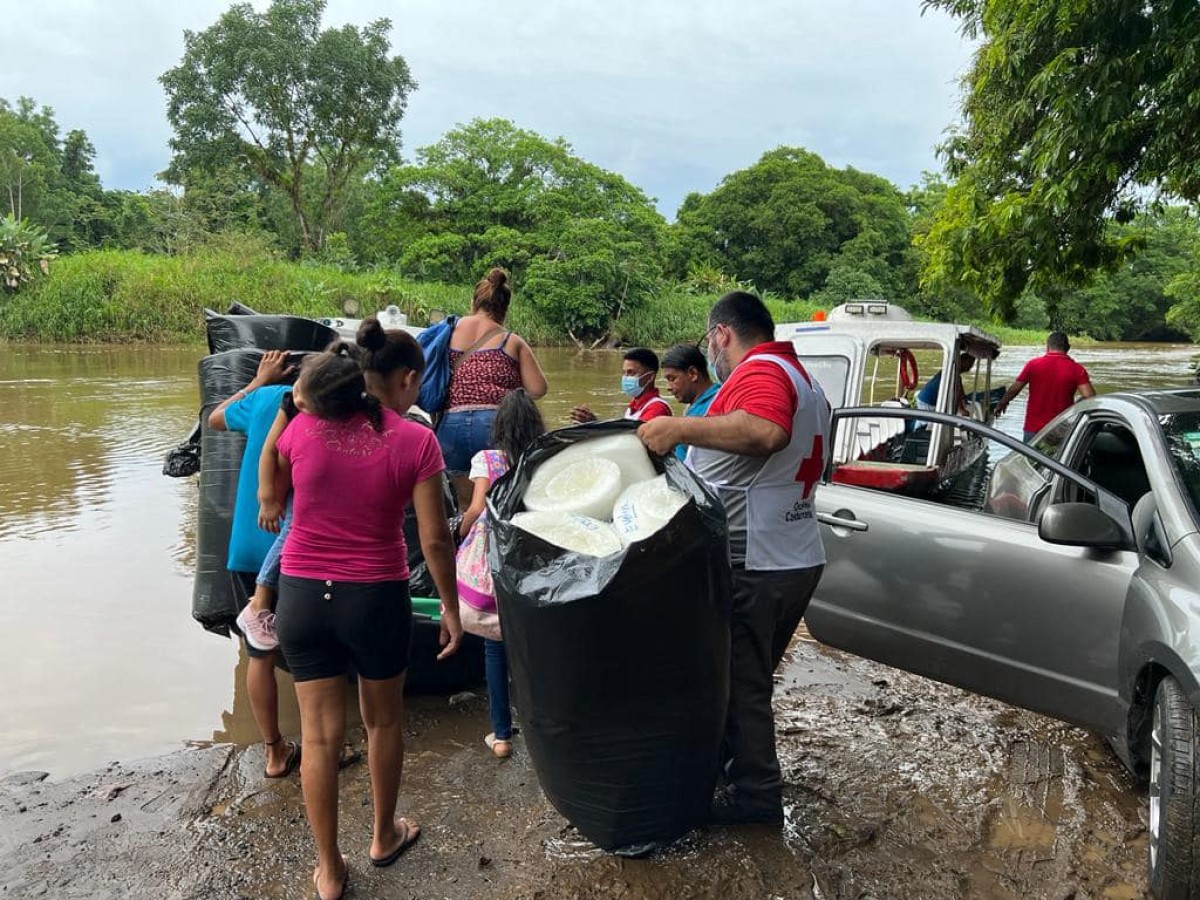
[236,607,279,652]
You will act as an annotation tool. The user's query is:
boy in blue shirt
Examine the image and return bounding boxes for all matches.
[208,350,298,779]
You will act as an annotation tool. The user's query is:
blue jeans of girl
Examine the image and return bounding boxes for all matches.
[484,638,512,740]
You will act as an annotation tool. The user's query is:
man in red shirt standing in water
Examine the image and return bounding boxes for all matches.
[994,331,1095,442]
[638,291,830,826]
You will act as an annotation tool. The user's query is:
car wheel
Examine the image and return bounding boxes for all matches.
[1149,676,1200,898]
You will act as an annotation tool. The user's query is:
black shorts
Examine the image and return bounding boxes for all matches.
[276,575,412,683]
[230,571,274,660]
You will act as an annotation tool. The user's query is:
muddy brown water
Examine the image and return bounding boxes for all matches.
[1,340,1194,898]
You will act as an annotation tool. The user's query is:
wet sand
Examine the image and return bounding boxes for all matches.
[0,635,1148,899]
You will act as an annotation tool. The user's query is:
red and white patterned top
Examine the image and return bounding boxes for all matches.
[447,335,522,409]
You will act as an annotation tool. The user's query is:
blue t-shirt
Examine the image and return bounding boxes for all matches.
[674,382,721,462]
[917,370,943,407]
[223,384,289,573]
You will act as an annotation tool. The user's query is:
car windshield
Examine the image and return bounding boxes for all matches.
[1160,412,1200,525]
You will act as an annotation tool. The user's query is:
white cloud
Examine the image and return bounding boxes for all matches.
[1,0,973,213]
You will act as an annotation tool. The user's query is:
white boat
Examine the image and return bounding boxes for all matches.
[777,300,1004,495]
[316,304,426,341]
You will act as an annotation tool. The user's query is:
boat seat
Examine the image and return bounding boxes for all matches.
[1085,429,1149,510]
[850,401,909,460]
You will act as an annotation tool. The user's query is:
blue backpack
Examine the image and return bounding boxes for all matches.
[416,314,459,416]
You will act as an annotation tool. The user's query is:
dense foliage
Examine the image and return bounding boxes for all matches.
[5,0,1200,344]
[0,216,56,292]
[160,0,414,253]
[676,148,917,304]
[921,0,1200,322]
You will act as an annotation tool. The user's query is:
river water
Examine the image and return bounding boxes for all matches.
[0,341,1195,778]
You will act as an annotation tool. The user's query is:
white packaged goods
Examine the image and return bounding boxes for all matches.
[530,434,657,493]
[523,458,623,519]
[611,475,689,545]
[511,511,624,557]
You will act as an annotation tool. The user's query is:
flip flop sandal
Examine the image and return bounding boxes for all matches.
[312,856,349,900]
[265,740,301,779]
[369,817,421,867]
[338,743,363,770]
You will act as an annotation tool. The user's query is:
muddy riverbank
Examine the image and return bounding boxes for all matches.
[1,633,1148,900]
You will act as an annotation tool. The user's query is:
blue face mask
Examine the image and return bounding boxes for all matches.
[621,373,647,398]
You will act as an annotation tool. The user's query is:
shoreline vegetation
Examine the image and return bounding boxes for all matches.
[0,248,1061,349]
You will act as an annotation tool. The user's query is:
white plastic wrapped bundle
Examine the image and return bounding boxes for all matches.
[523,458,623,519]
[611,475,689,545]
[529,433,657,494]
[511,511,624,557]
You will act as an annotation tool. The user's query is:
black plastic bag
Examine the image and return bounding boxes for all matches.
[192,350,267,633]
[487,420,732,852]
[205,311,339,355]
[163,422,202,478]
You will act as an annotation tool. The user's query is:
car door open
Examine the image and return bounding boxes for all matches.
[807,406,1138,738]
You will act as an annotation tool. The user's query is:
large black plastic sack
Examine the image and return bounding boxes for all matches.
[487,420,732,852]
[205,311,339,355]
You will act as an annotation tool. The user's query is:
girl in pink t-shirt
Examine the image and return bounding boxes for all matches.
[274,328,461,900]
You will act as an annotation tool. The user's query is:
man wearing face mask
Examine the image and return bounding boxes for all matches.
[637,291,831,827]
[569,347,673,424]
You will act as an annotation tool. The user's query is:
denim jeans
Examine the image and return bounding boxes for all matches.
[255,499,292,590]
[437,408,498,474]
[484,638,512,740]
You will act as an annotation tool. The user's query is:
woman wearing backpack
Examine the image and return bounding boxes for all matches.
[437,268,547,508]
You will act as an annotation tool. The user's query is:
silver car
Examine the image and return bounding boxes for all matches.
[808,390,1200,899]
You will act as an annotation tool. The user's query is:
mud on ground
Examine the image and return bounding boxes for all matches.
[0,633,1149,899]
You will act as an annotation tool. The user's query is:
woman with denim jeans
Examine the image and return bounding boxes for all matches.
[456,389,546,758]
[438,268,547,510]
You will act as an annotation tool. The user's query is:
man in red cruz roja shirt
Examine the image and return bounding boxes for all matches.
[994,331,1094,442]
[637,291,830,827]
[570,347,673,424]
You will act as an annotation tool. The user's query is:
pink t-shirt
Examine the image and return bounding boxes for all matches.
[276,408,445,582]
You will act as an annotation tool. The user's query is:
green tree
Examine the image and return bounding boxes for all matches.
[1057,208,1200,341]
[675,147,915,301]
[363,118,668,341]
[920,0,1200,320]
[160,0,415,254]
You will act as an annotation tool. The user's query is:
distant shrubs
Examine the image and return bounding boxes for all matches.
[0,216,57,293]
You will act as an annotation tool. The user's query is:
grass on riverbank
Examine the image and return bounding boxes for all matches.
[1,247,1057,349]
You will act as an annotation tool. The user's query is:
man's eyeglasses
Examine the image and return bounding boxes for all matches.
[698,325,719,354]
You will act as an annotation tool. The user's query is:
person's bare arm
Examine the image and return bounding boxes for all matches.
[257,408,290,533]
[208,350,295,431]
[638,409,788,458]
[413,474,462,660]
[459,476,489,539]
[1078,382,1096,400]
[515,337,548,399]
[994,379,1027,416]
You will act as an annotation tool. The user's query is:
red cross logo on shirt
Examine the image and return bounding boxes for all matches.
[793,434,824,500]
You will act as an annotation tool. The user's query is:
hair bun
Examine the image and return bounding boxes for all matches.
[487,267,508,288]
[356,315,387,352]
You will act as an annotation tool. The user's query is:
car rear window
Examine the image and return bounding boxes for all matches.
[799,355,850,407]
[1161,413,1200,524]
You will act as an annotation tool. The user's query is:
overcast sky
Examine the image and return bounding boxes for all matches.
[3,1,974,218]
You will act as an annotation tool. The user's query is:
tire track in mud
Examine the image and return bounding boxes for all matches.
[776,630,1148,899]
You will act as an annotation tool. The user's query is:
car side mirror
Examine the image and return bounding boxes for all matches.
[1039,502,1126,550]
